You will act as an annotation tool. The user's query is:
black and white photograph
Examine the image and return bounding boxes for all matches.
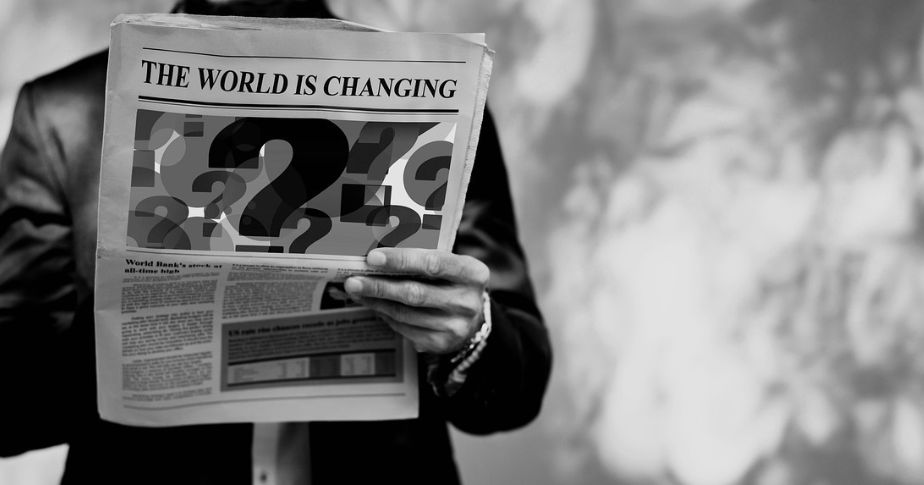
[3,1,924,485]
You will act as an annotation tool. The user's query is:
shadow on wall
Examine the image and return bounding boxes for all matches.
[5,1,924,485]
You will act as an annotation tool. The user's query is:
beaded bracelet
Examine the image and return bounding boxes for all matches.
[453,290,492,363]
[441,290,492,396]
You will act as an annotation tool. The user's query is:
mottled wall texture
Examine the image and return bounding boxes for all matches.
[4,1,924,484]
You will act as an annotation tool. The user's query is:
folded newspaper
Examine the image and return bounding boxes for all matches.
[94,14,493,426]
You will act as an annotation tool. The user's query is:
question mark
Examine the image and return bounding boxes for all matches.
[346,122,436,180]
[208,117,349,238]
[128,195,191,250]
[191,170,248,219]
[288,209,333,253]
[416,156,451,210]
[367,205,421,250]
[340,122,437,224]
[208,117,263,170]
[174,217,230,251]
[340,183,392,224]
[403,141,452,228]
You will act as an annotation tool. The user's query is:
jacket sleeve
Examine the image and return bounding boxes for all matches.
[0,83,79,456]
[440,110,552,434]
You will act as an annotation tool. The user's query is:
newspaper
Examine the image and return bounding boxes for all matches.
[94,14,493,426]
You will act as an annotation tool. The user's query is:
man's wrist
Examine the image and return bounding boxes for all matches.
[450,290,492,364]
[428,290,492,397]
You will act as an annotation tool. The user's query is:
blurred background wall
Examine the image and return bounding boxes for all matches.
[4,1,924,484]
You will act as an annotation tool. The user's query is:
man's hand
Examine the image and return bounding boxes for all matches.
[344,248,489,355]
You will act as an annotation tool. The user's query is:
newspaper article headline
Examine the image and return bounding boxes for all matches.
[140,60,459,98]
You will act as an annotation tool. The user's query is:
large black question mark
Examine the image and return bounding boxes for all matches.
[208,117,349,239]
[191,170,247,219]
[128,195,191,250]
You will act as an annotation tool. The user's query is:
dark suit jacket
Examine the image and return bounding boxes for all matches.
[0,48,551,484]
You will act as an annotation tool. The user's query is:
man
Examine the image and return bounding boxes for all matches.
[0,1,551,483]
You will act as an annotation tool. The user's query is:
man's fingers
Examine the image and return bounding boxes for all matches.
[366,248,489,284]
[378,315,445,353]
[343,248,489,355]
[351,295,443,330]
[346,277,436,308]
[345,276,481,316]
[377,312,467,355]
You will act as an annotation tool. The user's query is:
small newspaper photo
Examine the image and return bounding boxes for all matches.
[94,14,493,426]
